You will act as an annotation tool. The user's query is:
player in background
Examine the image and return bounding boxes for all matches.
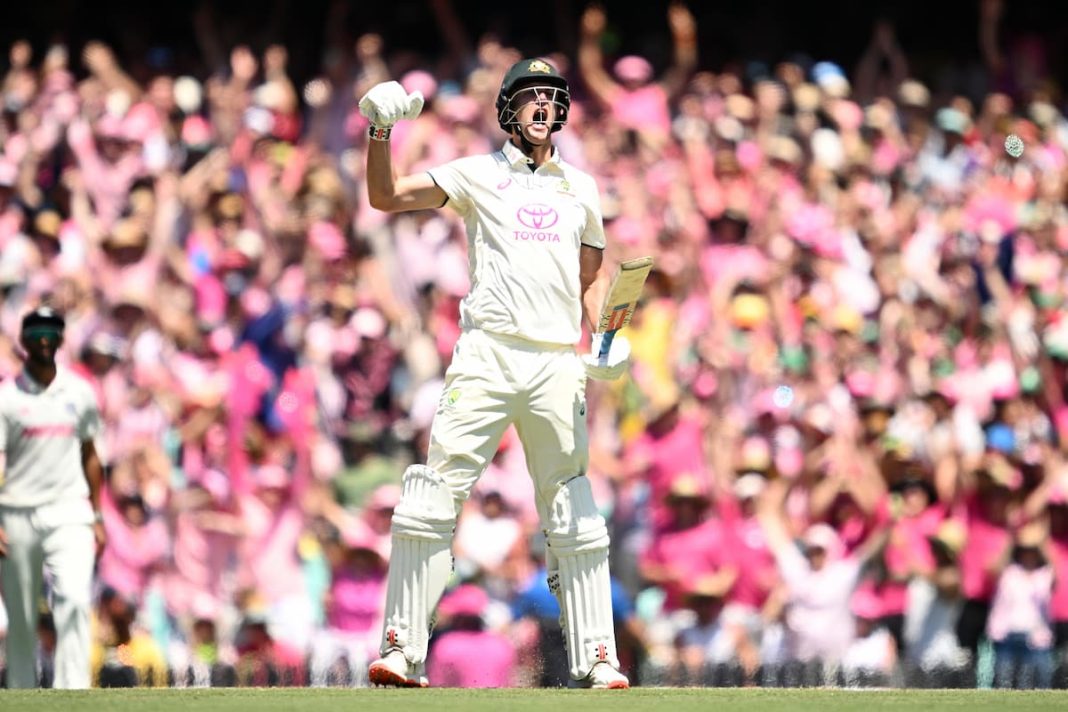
[0,307,106,688]
[358,58,631,688]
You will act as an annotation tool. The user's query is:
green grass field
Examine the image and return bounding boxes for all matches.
[1,688,1067,712]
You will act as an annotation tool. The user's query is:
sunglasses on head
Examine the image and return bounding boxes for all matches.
[23,326,63,342]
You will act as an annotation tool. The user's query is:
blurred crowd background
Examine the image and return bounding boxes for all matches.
[2,0,1068,690]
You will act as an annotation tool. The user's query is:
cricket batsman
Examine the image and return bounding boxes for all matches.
[0,307,106,688]
[358,58,632,688]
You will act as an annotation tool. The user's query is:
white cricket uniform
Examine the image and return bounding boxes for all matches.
[425,141,606,516]
[0,367,100,689]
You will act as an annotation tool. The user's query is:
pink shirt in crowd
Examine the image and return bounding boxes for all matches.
[986,563,1054,649]
[959,496,1012,602]
[642,517,730,611]
[237,495,306,602]
[166,509,239,616]
[426,630,516,687]
[327,569,385,634]
[625,413,709,533]
[880,504,944,615]
[718,499,777,610]
[98,489,170,601]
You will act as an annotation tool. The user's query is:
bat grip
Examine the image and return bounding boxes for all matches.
[598,330,616,364]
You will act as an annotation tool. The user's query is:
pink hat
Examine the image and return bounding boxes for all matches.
[614,55,653,83]
[340,520,382,553]
[831,100,863,132]
[368,483,401,511]
[437,584,488,618]
[401,70,437,101]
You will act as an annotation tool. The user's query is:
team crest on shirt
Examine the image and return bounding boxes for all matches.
[556,179,574,196]
[442,388,461,408]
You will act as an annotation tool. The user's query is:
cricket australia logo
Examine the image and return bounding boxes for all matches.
[515,203,561,243]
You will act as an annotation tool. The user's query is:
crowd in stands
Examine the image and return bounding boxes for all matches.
[2,0,1068,690]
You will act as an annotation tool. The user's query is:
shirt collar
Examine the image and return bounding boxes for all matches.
[501,140,562,170]
[17,366,62,395]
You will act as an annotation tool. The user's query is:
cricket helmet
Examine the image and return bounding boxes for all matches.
[496,57,570,133]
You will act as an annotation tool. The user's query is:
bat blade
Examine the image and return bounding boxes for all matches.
[596,256,653,362]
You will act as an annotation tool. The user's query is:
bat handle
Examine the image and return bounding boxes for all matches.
[598,330,616,365]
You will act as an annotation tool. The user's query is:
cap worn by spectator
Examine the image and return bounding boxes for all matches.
[802,523,842,556]
[928,519,966,558]
[898,79,931,109]
[666,473,711,505]
[811,61,849,98]
[936,107,970,135]
[733,472,768,501]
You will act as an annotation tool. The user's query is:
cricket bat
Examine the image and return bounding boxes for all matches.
[595,256,654,364]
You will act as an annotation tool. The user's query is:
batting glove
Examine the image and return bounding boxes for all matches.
[583,333,631,381]
[358,81,424,141]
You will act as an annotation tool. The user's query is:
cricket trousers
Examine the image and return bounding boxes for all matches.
[0,502,95,688]
[427,328,589,517]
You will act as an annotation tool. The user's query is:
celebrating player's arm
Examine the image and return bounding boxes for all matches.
[359,81,446,213]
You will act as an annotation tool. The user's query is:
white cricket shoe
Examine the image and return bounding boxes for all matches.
[368,649,429,688]
[580,661,630,689]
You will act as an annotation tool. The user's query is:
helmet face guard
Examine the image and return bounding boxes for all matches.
[497,84,571,134]
[496,58,571,134]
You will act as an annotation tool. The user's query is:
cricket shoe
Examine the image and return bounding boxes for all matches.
[368,649,429,688]
[579,661,630,689]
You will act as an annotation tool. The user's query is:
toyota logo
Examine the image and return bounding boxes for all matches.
[516,203,559,230]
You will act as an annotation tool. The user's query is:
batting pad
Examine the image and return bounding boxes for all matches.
[381,465,456,665]
[545,477,619,679]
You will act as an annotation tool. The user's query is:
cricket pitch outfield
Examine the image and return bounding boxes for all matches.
[2,687,1067,712]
